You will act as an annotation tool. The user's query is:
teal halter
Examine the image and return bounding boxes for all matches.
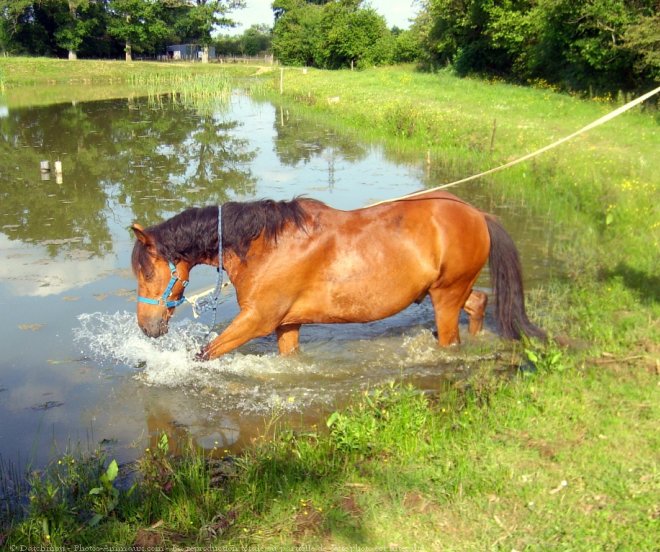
[137,260,189,309]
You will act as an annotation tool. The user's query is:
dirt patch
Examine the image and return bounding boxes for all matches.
[403,491,438,515]
[293,500,325,538]
[133,528,163,548]
[580,493,612,515]
[200,511,237,539]
[339,493,363,519]
[498,429,586,461]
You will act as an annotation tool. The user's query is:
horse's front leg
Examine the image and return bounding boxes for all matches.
[199,309,278,360]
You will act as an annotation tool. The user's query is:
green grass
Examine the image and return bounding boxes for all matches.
[1,59,658,549]
[0,57,268,87]
[0,56,272,108]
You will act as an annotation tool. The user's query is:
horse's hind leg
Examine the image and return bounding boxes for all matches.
[464,290,488,335]
[429,279,478,346]
[276,324,301,356]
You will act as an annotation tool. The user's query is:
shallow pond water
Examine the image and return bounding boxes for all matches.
[0,91,556,468]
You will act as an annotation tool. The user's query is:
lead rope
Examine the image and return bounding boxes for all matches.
[208,205,224,334]
[187,206,226,334]
[368,84,660,207]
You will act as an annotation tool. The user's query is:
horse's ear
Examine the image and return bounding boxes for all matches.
[131,223,153,247]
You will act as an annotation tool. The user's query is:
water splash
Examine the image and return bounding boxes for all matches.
[73,311,330,413]
[73,309,490,415]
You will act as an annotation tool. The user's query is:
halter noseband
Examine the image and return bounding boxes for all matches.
[137,260,189,309]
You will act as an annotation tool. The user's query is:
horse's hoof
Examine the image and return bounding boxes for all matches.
[195,348,209,361]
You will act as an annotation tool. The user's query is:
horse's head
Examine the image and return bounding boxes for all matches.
[131,223,190,338]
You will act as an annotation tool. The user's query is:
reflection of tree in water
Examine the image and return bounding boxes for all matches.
[272,106,367,189]
[0,95,257,255]
[111,95,257,226]
[0,102,112,257]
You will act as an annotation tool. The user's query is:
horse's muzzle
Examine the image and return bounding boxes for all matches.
[139,317,169,338]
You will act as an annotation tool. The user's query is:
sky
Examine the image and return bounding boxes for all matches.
[223,0,420,35]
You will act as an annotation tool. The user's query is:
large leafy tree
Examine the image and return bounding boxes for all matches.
[0,0,64,55]
[107,0,170,60]
[418,0,659,91]
[240,23,271,55]
[271,0,323,66]
[623,13,660,80]
[0,0,33,53]
[272,0,394,68]
[54,0,100,59]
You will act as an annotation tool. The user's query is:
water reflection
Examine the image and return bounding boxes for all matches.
[0,94,257,256]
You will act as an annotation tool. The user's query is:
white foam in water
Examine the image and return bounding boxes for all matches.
[74,311,330,413]
[74,310,472,414]
[75,311,207,378]
[399,329,442,365]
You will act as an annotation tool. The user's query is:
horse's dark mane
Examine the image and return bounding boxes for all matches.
[131,198,315,275]
[131,205,220,277]
[223,198,314,260]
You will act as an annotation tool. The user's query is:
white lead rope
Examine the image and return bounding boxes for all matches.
[188,281,232,318]
[368,85,660,207]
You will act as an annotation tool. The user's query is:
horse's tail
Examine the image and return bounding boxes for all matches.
[485,214,546,341]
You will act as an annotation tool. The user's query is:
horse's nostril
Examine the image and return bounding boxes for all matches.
[138,320,168,338]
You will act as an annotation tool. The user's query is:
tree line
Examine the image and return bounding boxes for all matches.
[416,0,659,93]
[272,0,658,92]
[0,0,248,61]
[2,0,658,92]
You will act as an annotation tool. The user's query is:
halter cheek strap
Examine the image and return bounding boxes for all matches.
[137,260,189,309]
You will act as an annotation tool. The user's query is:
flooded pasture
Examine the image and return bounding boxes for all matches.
[0,91,556,467]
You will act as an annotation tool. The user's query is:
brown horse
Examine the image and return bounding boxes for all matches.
[131,191,544,360]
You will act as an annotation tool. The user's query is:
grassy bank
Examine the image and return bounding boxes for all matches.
[0,57,268,87]
[0,57,270,108]
[3,365,658,549]
[1,59,658,549]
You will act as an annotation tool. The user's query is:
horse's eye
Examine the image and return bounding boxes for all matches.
[141,264,155,282]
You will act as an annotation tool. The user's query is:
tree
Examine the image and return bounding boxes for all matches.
[623,13,660,81]
[173,0,245,62]
[0,0,33,54]
[107,0,169,61]
[0,0,64,55]
[272,0,394,68]
[417,0,659,91]
[393,29,422,63]
[240,23,271,55]
[272,0,323,66]
[54,0,98,60]
[320,3,393,68]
